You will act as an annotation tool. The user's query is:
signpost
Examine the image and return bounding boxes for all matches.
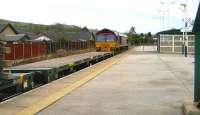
[181,28,191,57]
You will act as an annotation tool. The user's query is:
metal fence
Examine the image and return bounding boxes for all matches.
[45,40,95,54]
[159,34,195,54]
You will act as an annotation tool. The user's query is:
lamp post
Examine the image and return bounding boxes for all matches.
[181,3,189,57]
[158,9,166,31]
[160,1,175,30]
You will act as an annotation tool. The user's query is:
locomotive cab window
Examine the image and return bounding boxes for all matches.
[106,35,115,41]
[96,35,105,41]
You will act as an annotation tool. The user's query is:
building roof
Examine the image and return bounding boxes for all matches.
[0,23,38,40]
[1,34,30,42]
[193,3,200,33]
[16,28,37,40]
[64,32,92,41]
[156,29,194,35]
[37,31,65,41]
[0,24,5,32]
[38,31,92,42]
[34,36,51,41]
[0,23,18,34]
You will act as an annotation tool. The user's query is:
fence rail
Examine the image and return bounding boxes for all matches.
[159,34,195,54]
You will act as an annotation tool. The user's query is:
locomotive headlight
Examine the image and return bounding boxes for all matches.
[110,47,114,51]
[96,47,101,51]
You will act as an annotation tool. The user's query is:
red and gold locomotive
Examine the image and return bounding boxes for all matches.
[95,28,128,52]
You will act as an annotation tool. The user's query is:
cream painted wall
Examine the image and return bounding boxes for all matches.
[0,26,17,39]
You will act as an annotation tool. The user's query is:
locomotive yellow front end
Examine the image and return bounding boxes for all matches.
[95,41,118,52]
[95,29,119,52]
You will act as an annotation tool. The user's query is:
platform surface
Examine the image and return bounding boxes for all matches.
[6,52,108,69]
[0,51,121,115]
[37,46,194,115]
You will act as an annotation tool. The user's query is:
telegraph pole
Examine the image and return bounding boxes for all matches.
[159,1,175,30]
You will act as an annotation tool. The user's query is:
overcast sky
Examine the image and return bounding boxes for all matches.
[0,0,199,33]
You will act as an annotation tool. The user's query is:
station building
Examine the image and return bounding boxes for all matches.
[157,29,194,54]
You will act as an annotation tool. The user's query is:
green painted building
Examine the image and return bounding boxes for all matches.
[193,2,200,102]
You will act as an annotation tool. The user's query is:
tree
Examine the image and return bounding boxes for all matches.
[147,32,152,39]
[144,32,155,44]
[129,27,136,34]
[128,34,144,45]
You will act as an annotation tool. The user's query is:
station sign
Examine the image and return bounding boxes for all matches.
[181,28,192,32]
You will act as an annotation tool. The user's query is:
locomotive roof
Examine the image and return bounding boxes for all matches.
[96,28,116,35]
[96,28,127,37]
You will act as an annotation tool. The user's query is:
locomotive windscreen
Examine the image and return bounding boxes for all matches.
[96,35,105,41]
[96,34,115,41]
[106,35,115,41]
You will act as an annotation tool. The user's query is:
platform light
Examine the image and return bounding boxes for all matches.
[180,2,189,57]
[159,1,175,31]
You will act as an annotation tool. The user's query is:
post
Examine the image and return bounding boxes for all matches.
[142,44,144,51]
[31,42,32,57]
[67,40,69,51]
[49,41,52,54]
[185,33,188,57]
[194,33,200,102]
[182,31,185,55]
[23,42,25,59]
[157,35,160,53]
[14,43,16,62]
[172,35,175,53]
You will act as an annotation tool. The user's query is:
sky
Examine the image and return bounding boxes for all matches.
[0,0,199,33]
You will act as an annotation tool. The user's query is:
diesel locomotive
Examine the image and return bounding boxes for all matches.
[95,28,128,52]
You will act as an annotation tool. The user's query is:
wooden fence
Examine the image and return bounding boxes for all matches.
[4,41,95,60]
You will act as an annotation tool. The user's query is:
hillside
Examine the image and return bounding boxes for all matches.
[0,19,83,33]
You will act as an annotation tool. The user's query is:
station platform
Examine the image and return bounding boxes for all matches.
[0,46,194,115]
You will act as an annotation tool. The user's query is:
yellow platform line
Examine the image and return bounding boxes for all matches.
[16,59,118,115]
